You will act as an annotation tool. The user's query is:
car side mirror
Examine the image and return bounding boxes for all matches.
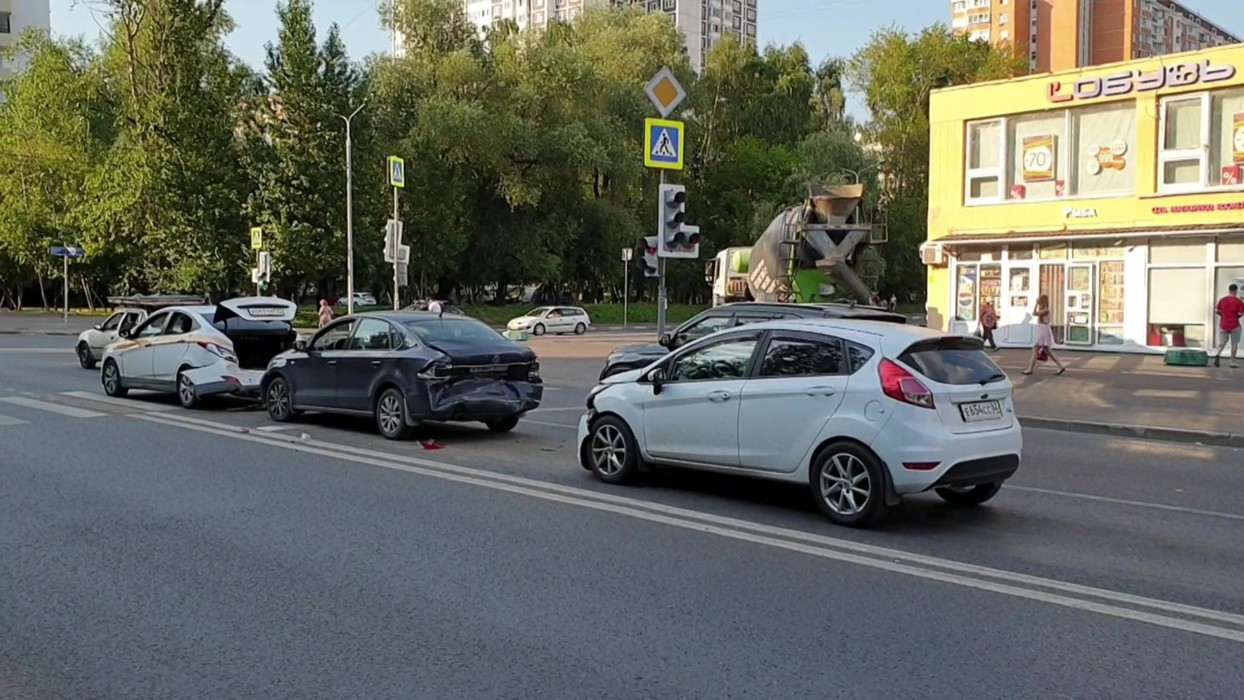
[658,333,672,348]
[92,323,102,331]
[649,367,666,395]
[294,339,307,352]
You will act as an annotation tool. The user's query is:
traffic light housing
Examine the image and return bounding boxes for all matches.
[657,183,700,259]
[257,272,269,292]
[640,236,659,278]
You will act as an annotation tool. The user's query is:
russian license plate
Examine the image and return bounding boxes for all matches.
[469,364,507,374]
[959,400,1002,422]
[248,307,285,318]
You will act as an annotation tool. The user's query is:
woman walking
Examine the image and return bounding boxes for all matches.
[317,299,334,328]
[1022,293,1065,375]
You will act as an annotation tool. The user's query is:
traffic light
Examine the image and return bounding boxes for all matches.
[640,236,659,278]
[257,251,272,293]
[257,272,269,292]
[657,183,700,259]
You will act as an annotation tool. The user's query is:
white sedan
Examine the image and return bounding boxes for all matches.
[101,297,298,408]
[76,308,148,369]
[576,319,1022,527]
[506,306,591,336]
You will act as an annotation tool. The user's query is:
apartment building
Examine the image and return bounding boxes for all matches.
[403,0,756,73]
[950,0,1239,74]
[0,0,51,79]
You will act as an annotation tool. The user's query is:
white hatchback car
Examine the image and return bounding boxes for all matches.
[507,306,591,336]
[101,297,298,408]
[576,319,1022,527]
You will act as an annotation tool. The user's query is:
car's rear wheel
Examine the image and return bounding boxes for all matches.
[375,387,415,440]
[935,483,1002,507]
[484,416,520,433]
[574,322,586,335]
[810,442,890,528]
[101,360,127,398]
[266,376,298,422]
[176,370,200,409]
[77,342,96,369]
[532,323,545,336]
[587,416,641,484]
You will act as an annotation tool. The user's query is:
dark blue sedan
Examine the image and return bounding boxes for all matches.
[261,312,543,439]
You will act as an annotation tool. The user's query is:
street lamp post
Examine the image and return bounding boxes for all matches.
[336,99,368,316]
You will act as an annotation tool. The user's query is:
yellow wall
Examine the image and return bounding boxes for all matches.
[925,43,1244,330]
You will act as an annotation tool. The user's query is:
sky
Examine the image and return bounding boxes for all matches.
[48,0,1244,119]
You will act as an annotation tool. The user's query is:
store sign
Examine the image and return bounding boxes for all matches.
[1046,59,1236,103]
[1022,134,1056,181]
[1233,113,1244,164]
[1151,201,1244,215]
[1085,141,1128,175]
[1063,206,1097,219]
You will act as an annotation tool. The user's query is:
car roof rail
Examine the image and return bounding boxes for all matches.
[107,294,209,309]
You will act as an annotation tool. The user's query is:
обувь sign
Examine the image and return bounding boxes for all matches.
[1047,59,1236,103]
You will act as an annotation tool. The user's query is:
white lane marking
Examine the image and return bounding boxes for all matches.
[529,406,585,414]
[521,419,577,430]
[59,391,176,412]
[0,348,76,354]
[256,425,300,432]
[135,411,1244,642]
[1009,485,1244,522]
[0,414,29,426]
[0,396,106,418]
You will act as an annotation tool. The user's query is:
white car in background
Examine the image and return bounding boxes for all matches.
[336,292,377,308]
[577,319,1022,527]
[101,297,298,408]
[506,306,591,336]
[76,308,148,369]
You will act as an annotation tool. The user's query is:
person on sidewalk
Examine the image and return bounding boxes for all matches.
[1022,293,1066,376]
[317,299,334,328]
[979,301,999,351]
[1213,283,1243,368]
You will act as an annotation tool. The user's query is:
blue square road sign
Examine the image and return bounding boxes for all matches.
[644,118,684,171]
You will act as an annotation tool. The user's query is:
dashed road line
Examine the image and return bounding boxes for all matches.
[0,414,29,427]
[0,396,106,418]
[59,391,176,412]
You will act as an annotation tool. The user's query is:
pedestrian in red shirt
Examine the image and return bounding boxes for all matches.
[1214,283,1243,368]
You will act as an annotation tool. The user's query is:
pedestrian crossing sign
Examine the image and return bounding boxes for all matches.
[388,155,405,189]
[644,118,684,171]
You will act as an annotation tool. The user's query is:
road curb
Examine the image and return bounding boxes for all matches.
[1020,415,1244,448]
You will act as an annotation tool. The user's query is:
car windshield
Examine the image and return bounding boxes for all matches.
[524,308,551,317]
[899,337,1005,385]
[402,317,502,344]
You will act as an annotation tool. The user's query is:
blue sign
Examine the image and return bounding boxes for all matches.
[388,155,406,189]
[49,246,85,258]
[644,118,684,171]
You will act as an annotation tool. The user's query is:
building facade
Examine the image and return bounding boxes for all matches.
[0,0,51,80]
[924,44,1244,353]
[951,0,1239,74]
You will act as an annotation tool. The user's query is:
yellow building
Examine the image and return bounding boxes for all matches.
[925,43,1244,353]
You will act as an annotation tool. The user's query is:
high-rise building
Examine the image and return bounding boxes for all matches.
[0,0,52,79]
[950,0,1239,74]
[403,0,757,73]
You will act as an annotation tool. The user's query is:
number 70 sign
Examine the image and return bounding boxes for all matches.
[1022,134,1056,182]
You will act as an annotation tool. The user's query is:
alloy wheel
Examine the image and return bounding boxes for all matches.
[378,394,403,436]
[103,364,120,393]
[178,374,197,407]
[819,453,872,516]
[590,424,626,477]
[78,344,93,368]
[268,380,290,420]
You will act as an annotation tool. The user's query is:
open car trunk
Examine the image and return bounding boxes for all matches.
[211,297,298,371]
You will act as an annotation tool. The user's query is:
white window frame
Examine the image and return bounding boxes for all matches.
[965,118,1008,205]
[1157,93,1210,194]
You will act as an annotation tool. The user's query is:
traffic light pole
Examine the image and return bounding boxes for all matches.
[392,188,400,310]
[656,171,668,338]
[255,250,261,296]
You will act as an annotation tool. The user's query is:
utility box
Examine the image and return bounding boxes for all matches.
[1163,348,1208,366]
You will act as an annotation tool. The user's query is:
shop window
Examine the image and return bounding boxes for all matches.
[1070,103,1136,197]
[1097,260,1125,345]
[1209,88,1244,187]
[1038,243,1068,260]
[1071,241,1126,259]
[965,119,1004,203]
[1158,95,1209,193]
[1149,237,1209,264]
[1148,268,1208,347]
[1217,268,1244,310]
[955,266,978,321]
[1007,113,1068,201]
[1218,238,1244,262]
[1007,245,1034,260]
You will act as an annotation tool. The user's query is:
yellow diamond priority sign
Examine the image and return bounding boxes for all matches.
[644,66,686,118]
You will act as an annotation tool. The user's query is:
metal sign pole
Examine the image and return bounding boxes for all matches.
[255,250,261,296]
[656,171,668,337]
[393,188,400,310]
[623,254,629,328]
[63,252,69,323]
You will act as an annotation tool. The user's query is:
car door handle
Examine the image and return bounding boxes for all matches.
[370,361,382,367]
[327,360,337,367]
[706,390,732,402]
[806,386,836,397]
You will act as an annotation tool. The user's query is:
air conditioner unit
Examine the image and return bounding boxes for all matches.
[919,242,946,266]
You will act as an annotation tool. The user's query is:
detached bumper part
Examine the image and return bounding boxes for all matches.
[406,377,543,425]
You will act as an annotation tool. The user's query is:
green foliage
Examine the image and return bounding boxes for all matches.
[0,2,1011,309]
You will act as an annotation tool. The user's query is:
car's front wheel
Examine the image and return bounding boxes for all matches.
[77,342,96,369]
[375,387,415,440]
[532,323,545,336]
[176,370,200,409]
[266,376,298,422]
[101,359,127,398]
[587,416,641,484]
[810,442,890,528]
[935,483,1002,507]
[484,416,520,433]
[574,322,586,335]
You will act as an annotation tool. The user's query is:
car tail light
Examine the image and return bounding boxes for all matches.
[197,341,237,363]
[902,462,940,471]
[879,359,934,409]
[417,362,452,380]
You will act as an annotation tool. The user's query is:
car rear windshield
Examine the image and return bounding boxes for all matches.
[842,312,906,324]
[898,337,1005,385]
[402,317,502,344]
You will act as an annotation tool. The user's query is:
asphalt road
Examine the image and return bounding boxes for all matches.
[3,335,1244,697]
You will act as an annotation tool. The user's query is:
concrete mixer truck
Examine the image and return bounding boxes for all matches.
[706,183,887,307]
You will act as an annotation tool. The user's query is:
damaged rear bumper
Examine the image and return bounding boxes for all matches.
[404,377,543,425]
[183,365,265,398]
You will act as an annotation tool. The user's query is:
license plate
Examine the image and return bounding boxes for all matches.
[468,365,507,374]
[959,400,1002,422]
[247,307,285,318]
